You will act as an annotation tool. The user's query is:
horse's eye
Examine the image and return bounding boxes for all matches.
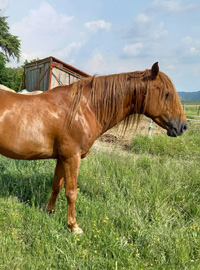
[165,92,169,100]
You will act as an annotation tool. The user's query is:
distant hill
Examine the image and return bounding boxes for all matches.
[178,91,200,102]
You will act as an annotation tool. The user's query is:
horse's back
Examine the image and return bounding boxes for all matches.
[0,88,68,160]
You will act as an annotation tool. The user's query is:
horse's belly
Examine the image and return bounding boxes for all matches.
[0,136,56,160]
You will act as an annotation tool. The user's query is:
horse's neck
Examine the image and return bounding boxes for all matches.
[98,79,145,134]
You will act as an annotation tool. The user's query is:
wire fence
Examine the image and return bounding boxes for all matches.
[148,104,200,137]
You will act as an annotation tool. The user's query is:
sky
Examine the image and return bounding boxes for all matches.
[0,0,200,92]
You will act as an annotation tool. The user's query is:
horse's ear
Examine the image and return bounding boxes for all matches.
[151,62,159,79]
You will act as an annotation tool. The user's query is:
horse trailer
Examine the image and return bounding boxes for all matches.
[24,56,90,92]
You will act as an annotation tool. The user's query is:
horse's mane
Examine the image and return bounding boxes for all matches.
[67,69,181,132]
[89,72,148,131]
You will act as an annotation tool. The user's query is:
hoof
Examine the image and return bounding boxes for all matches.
[46,206,55,214]
[73,226,83,235]
[68,225,83,235]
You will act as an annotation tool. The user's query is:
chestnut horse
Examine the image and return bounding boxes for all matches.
[0,62,187,234]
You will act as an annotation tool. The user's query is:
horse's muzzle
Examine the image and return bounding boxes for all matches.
[167,120,187,137]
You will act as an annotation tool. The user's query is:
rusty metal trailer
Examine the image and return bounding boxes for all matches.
[24,56,90,92]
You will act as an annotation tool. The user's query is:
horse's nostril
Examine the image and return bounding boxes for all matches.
[181,122,187,133]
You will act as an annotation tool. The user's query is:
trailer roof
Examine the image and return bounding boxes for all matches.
[25,56,90,78]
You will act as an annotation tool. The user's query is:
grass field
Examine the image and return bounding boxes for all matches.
[182,102,200,117]
[182,101,200,106]
[0,125,199,269]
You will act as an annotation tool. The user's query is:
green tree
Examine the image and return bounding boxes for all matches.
[2,65,25,91]
[0,53,7,82]
[0,16,20,61]
[0,16,22,91]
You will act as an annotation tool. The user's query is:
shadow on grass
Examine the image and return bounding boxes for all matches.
[0,157,56,209]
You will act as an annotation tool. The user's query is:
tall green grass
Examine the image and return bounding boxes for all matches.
[183,104,200,116]
[130,128,200,158]
[0,127,199,269]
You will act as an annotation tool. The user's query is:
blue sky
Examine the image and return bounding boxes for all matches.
[1,0,200,92]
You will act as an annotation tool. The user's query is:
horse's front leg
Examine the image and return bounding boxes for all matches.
[46,159,64,213]
[63,155,83,234]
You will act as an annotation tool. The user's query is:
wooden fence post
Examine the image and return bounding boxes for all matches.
[183,104,185,113]
[148,119,154,138]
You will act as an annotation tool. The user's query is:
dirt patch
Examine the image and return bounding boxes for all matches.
[94,116,166,153]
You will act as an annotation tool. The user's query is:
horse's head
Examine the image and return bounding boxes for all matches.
[144,62,187,137]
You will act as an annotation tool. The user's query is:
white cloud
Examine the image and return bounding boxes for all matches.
[0,0,9,12]
[11,2,73,36]
[135,13,150,23]
[85,20,112,33]
[10,1,75,63]
[181,36,200,56]
[165,64,176,71]
[18,41,84,65]
[153,22,168,39]
[151,0,196,13]
[182,36,192,45]
[55,41,84,59]
[120,13,152,40]
[190,47,196,54]
[134,13,152,36]
[21,51,42,62]
[86,50,108,74]
[123,43,143,57]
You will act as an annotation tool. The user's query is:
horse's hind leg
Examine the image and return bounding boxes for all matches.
[46,159,64,213]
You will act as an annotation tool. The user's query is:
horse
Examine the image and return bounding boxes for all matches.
[0,62,187,234]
